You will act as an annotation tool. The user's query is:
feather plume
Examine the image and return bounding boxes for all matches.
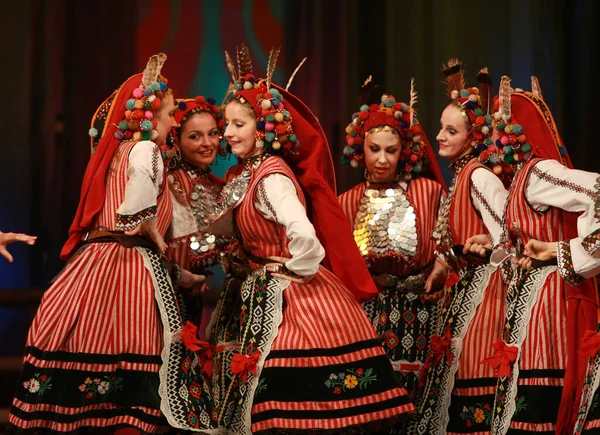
[265,46,281,90]
[142,53,167,88]
[236,43,253,78]
[441,58,466,97]
[531,76,543,99]
[499,75,512,120]
[358,75,377,107]
[409,77,418,125]
[225,51,237,83]
[477,67,494,115]
[285,57,307,91]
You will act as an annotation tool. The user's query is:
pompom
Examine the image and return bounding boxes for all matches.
[126,99,136,111]
[413,163,422,173]
[460,89,470,98]
[134,100,144,110]
[128,121,139,130]
[150,82,161,91]
[160,82,168,92]
[265,122,275,132]
[500,136,510,146]
[474,108,484,116]
[114,130,124,140]
[360,104,369,112]
[151,130,159,140]
[343,146,354,156]
[272,141,281,150]
[256,140,264,149]
[481,126,490,135]
[494,112,502,121]
[243,81,253,90]
[272,99,281,107]
[265,131,276,142]
[477,143,488,153]
[144,110,153,119]
[512,124,523,135]
[89,127,99,138]
[144,88,153,97]
[141,120,153,131]
[479,151,490,161]
[257,120,266,130]
[132,88,144,99]
[496,122,506,131]
[350,159,359,168]
[451,90,459,99]
[261,99,272,110]
[133,131,142,141]
[151,99,162,110]
[289,134,297,143]
[521,143,531,153]
[493,165,503,175]
[141,131,151,140]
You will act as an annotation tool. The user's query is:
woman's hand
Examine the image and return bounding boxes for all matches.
[0,230,37,262]
[266,256,313,284]
[464,234,493,257]
[516,239,557,270]
[125,219,168,254]
[180,269,207,295]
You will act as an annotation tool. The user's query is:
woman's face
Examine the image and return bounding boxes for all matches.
[178,112,220,169]
[155,93,177,145]
[363,130,401,183]
[224,100,258,159]
[436,104,472,161]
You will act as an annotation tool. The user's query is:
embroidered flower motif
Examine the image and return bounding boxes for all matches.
[97,381,110,394]
[28,379,40,393]
[23,373,52,395]
[473,408,485,423]
[344,375,358,389]
[326,367,377,394]
[80,375,123,399]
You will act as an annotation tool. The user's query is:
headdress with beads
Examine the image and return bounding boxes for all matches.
[492,75,573,171]
[441,59,495,161]
[88,53,170,154]
[342,77,445,184]
[224,43,306,156]
[62,53,171,260]
[164,96,226,166]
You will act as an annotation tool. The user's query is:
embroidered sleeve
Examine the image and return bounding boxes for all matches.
[255,173,325,276]
[583,229,600,257]
[470,168,507,246]
[526,160,600,278]
[116,141,163,230]
[557,241,585,286]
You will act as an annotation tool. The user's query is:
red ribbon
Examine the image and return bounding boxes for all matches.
[419,327,454,388]
[181,321,215,378]
[481,339,518,378]
[581,330,600,358]
[230,350,261,382]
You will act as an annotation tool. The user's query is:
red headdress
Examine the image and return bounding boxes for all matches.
[61,53,170,260]
[224,44,377,299]
[342,76,445,186]
[497,75,597,433]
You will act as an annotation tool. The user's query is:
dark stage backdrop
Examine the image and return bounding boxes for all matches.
[0,0,598,354]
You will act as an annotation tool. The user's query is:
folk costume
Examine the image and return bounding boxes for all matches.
[337,79,446,434]
[487,77,600,435]
[164,45,416,435]
[417,61,510,435]
[9,54,181,434]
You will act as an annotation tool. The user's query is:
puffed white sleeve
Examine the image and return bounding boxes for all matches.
[255,173,325,276]
[115,141,163,231]
[470,167,507,246]
[525,159,600,284]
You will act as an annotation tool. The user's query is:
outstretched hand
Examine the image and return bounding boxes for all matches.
[0,230,37,263]
[125,219,168,254]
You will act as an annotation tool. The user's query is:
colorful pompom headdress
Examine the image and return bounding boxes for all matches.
[342,76,445,184]
[224,43,307,156]
[88,53,170,154]
[493,75,573,172]
[442,59,495,160]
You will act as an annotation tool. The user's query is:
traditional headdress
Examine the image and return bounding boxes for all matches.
[88,53,169,154]
[441,59,495,162]
[61,53,170,260]
[165,95,226,167]
[342,76,445,184]
[221,43,377,300]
